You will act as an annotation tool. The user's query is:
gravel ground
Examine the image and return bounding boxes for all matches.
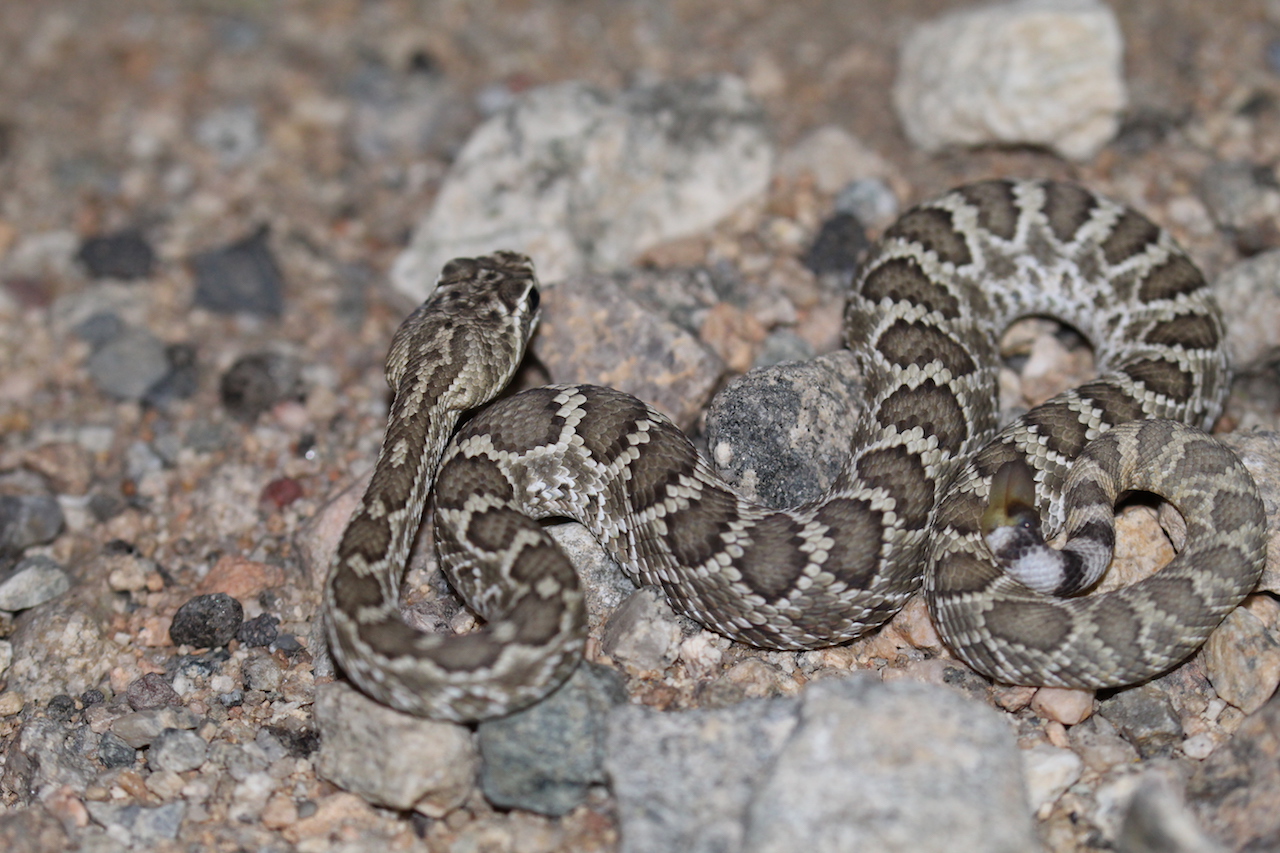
[3,2,1280,852]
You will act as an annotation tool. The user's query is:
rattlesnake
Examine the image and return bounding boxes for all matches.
[324,179,1266,722]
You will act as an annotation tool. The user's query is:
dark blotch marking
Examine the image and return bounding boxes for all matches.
[736,513,812,602]
[983,600,1074,652]
[1064,478,1112,513]
[877,380,968,453]
[665,486,739,568]
[575,387,654,466]
[1023,401,1092,458]
[861,257,962,318]
[626,424,700,514]
[875,320,976,375]
[815,498,884,588]
[330,566,385,612]
[435,453,514,510]
[466,506,529,553]
[856,446,932,529]
[933,550,1000,594]
[464,386,567,455]
[1100,208,1162,266]
[884,206,973,266]
[1089,597,1144,654]
[1124,358,1194,402]
[958,180,1020,240]
[932,489,988,537]
[1144,314,1219,350]
[1076,381,1146,425]
[1210,489,1264,532]
[510,580,570,646]
[1141,576,1209,627]
[418,630,505,672]
[1042,182,1097,243]
[1137,254,1205,302]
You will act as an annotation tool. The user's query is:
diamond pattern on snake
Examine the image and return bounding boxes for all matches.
[323,179,1266,722]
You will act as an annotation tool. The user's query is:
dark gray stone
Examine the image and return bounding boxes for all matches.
[1098,684,1184,758]
[76,230,155,280]
[478,662,628,816]
[219,352,303,422]
[191,227,284,318]
[98,731,138,769]
[0,495,64,559]
[169,593,243,648]
[704,351,863,507]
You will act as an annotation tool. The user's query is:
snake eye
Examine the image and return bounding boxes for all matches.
[526,284,540,313]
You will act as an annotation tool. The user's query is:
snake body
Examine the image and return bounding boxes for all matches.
[324,180,1266,721]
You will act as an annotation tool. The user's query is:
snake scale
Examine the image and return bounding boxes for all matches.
[324,179,1266,722]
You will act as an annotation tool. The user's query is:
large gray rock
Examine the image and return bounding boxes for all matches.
[392,75,772,297]
[894,0,1126,160]
[607,675,1037,853]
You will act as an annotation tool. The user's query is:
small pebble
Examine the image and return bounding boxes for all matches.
[169,592,244,648]
[76,229,155,280]
[149,728,208,774]
[127,672,181,711]
[833,177,900,229]
[46,694,76,722]
[242,654,283,693]
[220,352,304,421]
[0,555,72,611]
[802,211,869,275]
[0,691,24,716]
[260,477,304,510]
[86,327,170,400]
[191,227,284,318]
[1031,686,1095,726]
[0,494,65,557]
[98,731,138,769]
[144,343,200,407]
[237,613,280,648]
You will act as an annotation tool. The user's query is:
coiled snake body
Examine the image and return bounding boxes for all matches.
[325,179,1266,721]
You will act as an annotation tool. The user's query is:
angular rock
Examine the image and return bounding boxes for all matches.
[392,75,772,298]
[607,676,1036,853]
[0,495,64,559]
[1201,604,1280,715]
[76,229,155,280]
[894,0,1126,160]
[191,227,284,318]
[1098,684,1183,758]
[607,690,799,853]
[169,593,244,648]
[477,662,627,816]
[742,678,1035,853]
[314,680,478,816]
[704,351,862,507]
[600,587,684,675]
[1188,690,1280,850]
[148,728,208,773]
[0,556,71,611]
[1214,249,1280,370]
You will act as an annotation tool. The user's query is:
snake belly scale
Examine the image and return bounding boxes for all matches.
[324,179,1266,722]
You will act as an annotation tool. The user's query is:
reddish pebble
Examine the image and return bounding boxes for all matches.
[261,477,304,509]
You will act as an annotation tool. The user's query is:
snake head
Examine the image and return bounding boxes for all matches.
[385,252,542,411]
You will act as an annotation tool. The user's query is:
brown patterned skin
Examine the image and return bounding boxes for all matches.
[323,180,1266,721]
